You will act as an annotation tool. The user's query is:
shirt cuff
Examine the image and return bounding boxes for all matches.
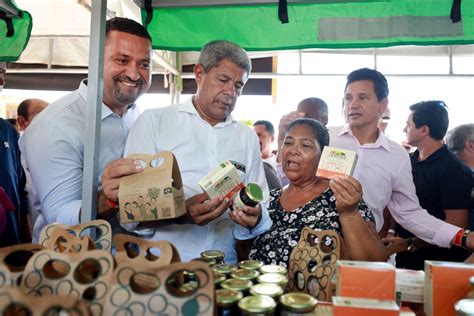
[432,222,461,248]
[233,204,272,240]
[57,200,82,226]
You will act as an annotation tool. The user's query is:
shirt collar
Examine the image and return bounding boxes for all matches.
[178,97,236,126]
[78,80,137,120]
[339,123,391,151]
[412,145,447,164]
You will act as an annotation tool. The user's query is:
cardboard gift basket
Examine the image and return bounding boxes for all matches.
[119,151,186,224]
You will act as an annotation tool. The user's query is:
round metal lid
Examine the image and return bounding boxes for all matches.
[259,264,287,275]
[201,250,225,259]
[239,259,264,270]
[257,273,288,286]
[230,269,260,280]
[216,289,243,306]
[212,263,238,275]
[238,295,276,313]
[221,278,253,291]
[280,292,318,311]
[250,283,284,298]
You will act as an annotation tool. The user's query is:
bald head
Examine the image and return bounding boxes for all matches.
[297,97,329,126]
[17,98,49,131]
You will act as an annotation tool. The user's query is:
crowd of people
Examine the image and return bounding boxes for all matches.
[1,17,473,272]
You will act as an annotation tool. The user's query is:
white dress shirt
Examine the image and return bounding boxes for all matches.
[124,98,272,263]
[329,125,460,247]
[20,81,139,242]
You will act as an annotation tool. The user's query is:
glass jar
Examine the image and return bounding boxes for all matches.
[216,289,243,316]
[238,295,276,316]
[192,257,216,266]
[201,250,225,264]
[239,260,264,271]
[279,292,318,315]
[259,264,287,275]
[212,263,238,276]
[231,269,260,282]
[214,271,227,289]
[221,278,253,296]
[250,283,284,299]
[257,273,288,289]
[232,183,263,210]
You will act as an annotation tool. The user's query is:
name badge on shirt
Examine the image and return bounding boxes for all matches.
[229,160,246,173]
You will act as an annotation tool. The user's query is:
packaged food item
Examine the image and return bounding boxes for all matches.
[199,161,243,200]
[316,146,358,179]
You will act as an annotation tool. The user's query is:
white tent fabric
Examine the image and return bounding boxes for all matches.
[14,0,177,73]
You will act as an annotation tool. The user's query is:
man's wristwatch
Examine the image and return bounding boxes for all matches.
[407,237,417,252]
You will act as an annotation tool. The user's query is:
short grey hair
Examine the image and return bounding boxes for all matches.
[198,40,251,75]
[446,123,474,153]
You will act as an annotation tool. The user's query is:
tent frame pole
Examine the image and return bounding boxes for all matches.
[81,0,107,223]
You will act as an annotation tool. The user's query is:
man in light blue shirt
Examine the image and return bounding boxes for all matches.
[102,40,271,262]
[21,18,152,242]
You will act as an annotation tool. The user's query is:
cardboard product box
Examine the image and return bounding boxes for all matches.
[332,296,400,316]
[316,146,358,179]
[396,268,424,303]
[199,160,243,200]
[424,260,474,316]
[119,151,186,223]
[336,260,396,300]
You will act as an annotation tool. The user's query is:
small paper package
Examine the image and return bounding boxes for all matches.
[336,260,396,300]
[424,260,474,316]
[199,160,243,200]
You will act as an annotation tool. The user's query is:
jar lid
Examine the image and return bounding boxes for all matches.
[259,264,287,275]
[257,273,288,287]
[201,250,225,260]
[221,278,253,291]
[231,269,260,280]
[470,276,474,286]
[239,259,264,270]
[192,257,216,266]
[246,183,264,203]
[280,293,318,311]
[238,295,276,313]
[214,272,226,284]
[250,283,284,298]
[212,263,238,275]
[216,289,243,306]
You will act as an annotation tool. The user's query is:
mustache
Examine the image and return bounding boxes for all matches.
[116,76,144,85]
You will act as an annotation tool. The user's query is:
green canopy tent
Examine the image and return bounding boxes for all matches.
[0,0,32,61]
[137,0,474,51]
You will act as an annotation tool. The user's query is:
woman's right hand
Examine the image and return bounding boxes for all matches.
[329,175,363,215]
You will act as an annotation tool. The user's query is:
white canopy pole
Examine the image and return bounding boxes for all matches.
[81,0,107,223]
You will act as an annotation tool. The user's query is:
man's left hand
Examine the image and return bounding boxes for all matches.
[382,236,408,256]
[229,203,262,229]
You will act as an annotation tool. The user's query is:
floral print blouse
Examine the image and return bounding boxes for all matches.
[249,188,375,268]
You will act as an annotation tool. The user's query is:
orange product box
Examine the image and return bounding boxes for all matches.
[316,146,358,179]
[424,260,474,316]
[332,296,399,316]
[336,260,396,300]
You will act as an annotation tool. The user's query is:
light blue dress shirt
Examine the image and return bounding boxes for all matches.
[124,98,272,263]
[20,81,139,242]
